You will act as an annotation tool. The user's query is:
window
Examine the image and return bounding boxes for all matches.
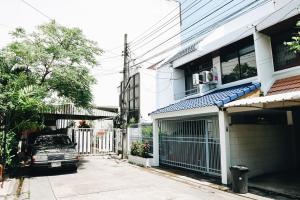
[183,54,213,93]
[221,37,257,84]
[272,29,300,71]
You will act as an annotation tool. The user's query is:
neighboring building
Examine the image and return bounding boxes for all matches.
[150,0,300,194]
[119,67,156,125]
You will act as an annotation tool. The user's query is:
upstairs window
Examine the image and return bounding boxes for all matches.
[272,29,300,71]
[221,37,257,84]
[183,54,212,94]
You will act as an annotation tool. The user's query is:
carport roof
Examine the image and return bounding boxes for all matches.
[150,82,261,115]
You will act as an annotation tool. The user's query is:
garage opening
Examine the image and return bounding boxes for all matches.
[229,109,300,198]
[158,116,221,177]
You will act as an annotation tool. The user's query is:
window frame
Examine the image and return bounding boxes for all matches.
[220,36,257,84]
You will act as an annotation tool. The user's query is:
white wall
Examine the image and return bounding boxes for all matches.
[139,68,156,123]
[230,124,292,178]
[172,68,185,100]
[156,64,175,109]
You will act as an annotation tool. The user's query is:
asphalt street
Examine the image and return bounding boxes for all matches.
[19,156,266,200]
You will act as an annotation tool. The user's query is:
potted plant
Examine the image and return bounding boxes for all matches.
[128,141,153,167]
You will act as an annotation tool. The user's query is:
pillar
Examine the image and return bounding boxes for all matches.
[152,119,159,166]
[219,110,231,184]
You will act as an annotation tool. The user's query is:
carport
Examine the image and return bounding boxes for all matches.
[225,91,300,198]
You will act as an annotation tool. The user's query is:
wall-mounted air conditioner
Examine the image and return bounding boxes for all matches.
[202,71,218,84]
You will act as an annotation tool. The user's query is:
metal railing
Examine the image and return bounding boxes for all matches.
[174,87,199,100]
[158,117,221,176]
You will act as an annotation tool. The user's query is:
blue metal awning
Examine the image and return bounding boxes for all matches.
[150,82,261,115]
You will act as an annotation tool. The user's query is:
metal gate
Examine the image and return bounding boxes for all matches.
[158,117,221,176]
[68,128,114,154]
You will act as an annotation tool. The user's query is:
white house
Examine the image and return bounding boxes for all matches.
[150,0,300,193]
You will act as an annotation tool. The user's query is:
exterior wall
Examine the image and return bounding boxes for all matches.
[172,68,185,100]
[156,64,175,109]
[140,68,156,123]
[229,124,292,178]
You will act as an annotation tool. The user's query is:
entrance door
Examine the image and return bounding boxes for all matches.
[158,117,221,176]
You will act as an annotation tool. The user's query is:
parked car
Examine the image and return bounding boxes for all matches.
[30,134,79,171]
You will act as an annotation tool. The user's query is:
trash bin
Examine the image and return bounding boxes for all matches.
[230,165,249,194]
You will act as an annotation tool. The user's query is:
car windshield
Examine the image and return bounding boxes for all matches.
[34,135,72,147]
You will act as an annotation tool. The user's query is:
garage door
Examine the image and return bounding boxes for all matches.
[158,117,221,176]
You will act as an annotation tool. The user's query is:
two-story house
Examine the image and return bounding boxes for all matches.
[149,0,300,195]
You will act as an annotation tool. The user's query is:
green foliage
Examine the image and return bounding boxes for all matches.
[285,21,300,53]
[141,126,152,137]
[0,21,103,168]
[130,141,151,158]
[5,131,19,168]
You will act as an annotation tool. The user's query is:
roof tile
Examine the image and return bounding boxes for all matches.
[268,75,300,95]
[151,83,261,115]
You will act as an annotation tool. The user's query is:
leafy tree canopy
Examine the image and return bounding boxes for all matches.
[0,21,103,167]
[285,21,300,53]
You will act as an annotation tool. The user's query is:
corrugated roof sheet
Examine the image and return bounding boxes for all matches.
[225,90,300,108]
[268,75,300,96]
[151,82,261,115]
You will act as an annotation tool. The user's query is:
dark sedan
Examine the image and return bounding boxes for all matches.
[31,134,79,171]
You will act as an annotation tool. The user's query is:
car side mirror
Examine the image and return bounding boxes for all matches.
[73,143,77,147]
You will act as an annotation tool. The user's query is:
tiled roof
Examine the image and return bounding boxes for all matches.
[151,83,261,115]
[268,75,300,96]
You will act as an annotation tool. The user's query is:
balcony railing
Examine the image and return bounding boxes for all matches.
[174,87,200,100]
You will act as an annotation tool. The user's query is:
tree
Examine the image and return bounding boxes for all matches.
[285,21,300,53]
[0,21,103,169]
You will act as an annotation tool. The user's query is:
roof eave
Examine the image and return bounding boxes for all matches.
[150,105,219,120]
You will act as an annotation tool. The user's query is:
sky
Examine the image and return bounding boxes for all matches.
[0,0,179,107]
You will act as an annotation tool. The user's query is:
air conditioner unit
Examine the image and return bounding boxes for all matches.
[202,71,218,84]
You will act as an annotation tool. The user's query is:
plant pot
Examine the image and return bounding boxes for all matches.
[128,155,154,168]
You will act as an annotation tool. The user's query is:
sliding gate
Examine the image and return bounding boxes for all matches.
[68,128,114,154]
[158,117,221,176]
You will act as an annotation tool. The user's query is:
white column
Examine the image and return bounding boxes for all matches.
[127,127,131,155]
[253,31,274,95]
[152,119,159,166]
[219,110,231,184]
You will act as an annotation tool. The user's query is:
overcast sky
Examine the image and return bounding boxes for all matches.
[0,0,178,107]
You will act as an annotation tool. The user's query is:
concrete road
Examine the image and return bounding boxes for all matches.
[22,156,253,200]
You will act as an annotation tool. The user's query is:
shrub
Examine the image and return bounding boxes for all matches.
[130,141,151,158]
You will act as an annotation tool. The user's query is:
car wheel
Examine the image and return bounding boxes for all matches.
[70,165,77,172]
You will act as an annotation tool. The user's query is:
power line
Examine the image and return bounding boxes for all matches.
[136,0,236,59]
[130,0,198,48]
[133,0,266,58]
[131,0,214,51]
[131,0,271,67]
[19,0,52,21]
[130,0,189,45]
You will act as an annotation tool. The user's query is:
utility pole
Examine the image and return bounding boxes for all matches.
[121,33,128,159]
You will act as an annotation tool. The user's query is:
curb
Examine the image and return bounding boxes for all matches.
[126,161,271,200]
[0,178,19,198]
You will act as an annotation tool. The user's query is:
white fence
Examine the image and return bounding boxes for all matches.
[68,128,116,154]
